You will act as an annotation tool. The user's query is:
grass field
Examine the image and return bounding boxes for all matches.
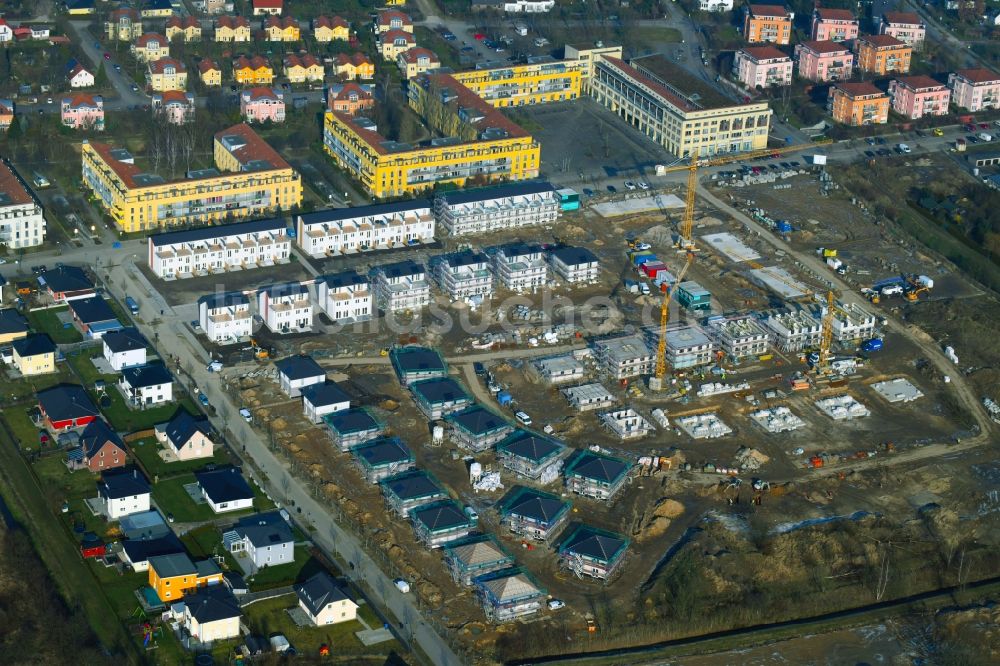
[27,306,83,343]
[128,436,231,480]
[242,594,390,656]
[2,405,44,451]
[246,547,317,590]
[65,346,118,387]
[92,387,199,434]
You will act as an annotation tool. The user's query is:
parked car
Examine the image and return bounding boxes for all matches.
[606,185,617,193]
[632,241,651,251]
[547,599,566,610]
[464,506,479,521]
[514,410,532,426]
[394,579,411,593]
[239,408,253,422]
[637,181,650,190]
[198,393,209,407]
[933,127,944,136]
[624,181,636,190]
[473,362,486,376]
[103,52,111,60]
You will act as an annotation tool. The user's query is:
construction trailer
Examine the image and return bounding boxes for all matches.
[759,308,822,352]
[409,377,473,420]
[707,315,771,360]
[474,567,546,624]
[389,346,447,386]
[495,431,569,481]
[561,382,616,411]
[675,280,711,311]
[530,354,585,385]
[446,405,514,452]
[497,486,571,542]
[411,500,477,548]
[351,437,415,483]
[443,535,516,586]
[324,407,385,451]
[380,469,448,517]
[591,334,655,379]
[599,408,654,440]
[557,524,630,581]
[563,450,633,501]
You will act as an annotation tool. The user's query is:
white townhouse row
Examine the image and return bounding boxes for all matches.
[371,260,431,313]
[490,243,549,292]
[258,283,312,334]
[294,200,435,259]
[147,217,291,279]
[434,251,494,303]
[198,292,254,343]
[432,181,560,237]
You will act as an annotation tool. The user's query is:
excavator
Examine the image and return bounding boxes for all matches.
[245,338,271,360]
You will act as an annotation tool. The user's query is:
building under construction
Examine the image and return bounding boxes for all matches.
[443,535,516,586]
[497,486,571,542]
[591,334,655,379]
[557,524,629,581]
[474,567,546,623]
[599,408,654,440]
[563,450,632,501]
[495,431,569,481]
[411,500,478,548]
[351,437,415,483]
[812,301,877,342]
[708,315,771,359]
[662,324,715,369]
[446,405,514,452]
[759,308,822,351]
[380,469,447,517]
[561,383,616,411]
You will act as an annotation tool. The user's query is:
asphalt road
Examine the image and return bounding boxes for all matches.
[65,21,149,110]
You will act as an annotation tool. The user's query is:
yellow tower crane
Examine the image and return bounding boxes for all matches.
[818,289,836,375]
[678,153,699,250]
[652,251,695,389]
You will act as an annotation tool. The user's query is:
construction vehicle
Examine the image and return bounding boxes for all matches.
[650,251,695,390]
[246,339,271,360]
[903,274,933,302]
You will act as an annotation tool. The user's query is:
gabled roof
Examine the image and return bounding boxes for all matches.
[216,15,250,29]
[230,510,293,547]
[264,16,297,29]
[558,524,629,564]
[99,469,150,500]
[198,58,220,73]
[155,90,193,105]
[496,431,565,463]
[242,86,282,102]
[253,0,284,7]
[103,327,147,354]
[378,9,412,26]
[740,45,789,61]
[797,39,851,55]
[152,217,285,248]
[13,334,56,358]
[301,381,350,408]
[122,363,172,389]
[328,82,373,102]
[380,469,444,502]
[411,500,470,531]
[314,15,348,30]
[380,29,414,45]
[275,355,325,381]
[411,377,471,406]
[234,54,271,71]
[882,11,922,25]
[185,586,242,624]
[858,33,907,48]
[148,57,186,74]
[166,16,199,29]
[195,466,254,504]
[318,270,368,290]
[135,32,167,48]
[295,572,351,617]
[353,437,412,467]
[0,308,28,336]
[447,405,510,436]
[121,532,184,564]
[399,47,439,65]
[953,68,1000,84]
[747,4,791,18]
[62,94,102,109]
[499,487,569,524]
[335,52,372,67]
[814,8,855,21]
[164,410,211,451]
[38,384,99,423]
[284,53,321,69]
[80,419,125,458]
[564,450,631,484]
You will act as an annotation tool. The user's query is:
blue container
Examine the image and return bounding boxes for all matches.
[776,221,793,233]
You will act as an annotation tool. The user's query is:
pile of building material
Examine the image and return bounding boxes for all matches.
[734,446,770,472]
[815,395,870,420]
[749,407,806,433]
[599,408,654,440]
[697,381,750,398]
[871,378,923,403]
[676,413,732,439]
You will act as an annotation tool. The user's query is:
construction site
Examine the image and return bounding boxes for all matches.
[173,143,1000,665]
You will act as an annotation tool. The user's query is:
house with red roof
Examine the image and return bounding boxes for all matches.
[61,94,105,130]
[252,0,283,15]
[240,87,285,123]
[326,83,374,115]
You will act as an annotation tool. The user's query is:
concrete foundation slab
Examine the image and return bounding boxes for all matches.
[676,413,732,439]
[749,266,809,299]
[872,378,923,403]
[815,395,870,420]
[592,194,685,218]
[701,232,761,262]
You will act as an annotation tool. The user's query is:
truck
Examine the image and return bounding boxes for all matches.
[125,296,140,315]
[897,143,911,153]
[860,338,883,352]
[880,284,904,297]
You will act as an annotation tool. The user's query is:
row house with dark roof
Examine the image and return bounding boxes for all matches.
[446,405,513,452]
[352,437,414,483]
[411,499,477,548]
[317,271,373,325]
[380,469,448,516]
[557,524,629,580]
[198,293,253,343]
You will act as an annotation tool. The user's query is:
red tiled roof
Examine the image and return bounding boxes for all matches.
[314,15,348,29]
[135,32,167,48]
[0,160,34,205]
[253,0,283,8]
[336,52,372,66]
[264,16,297,29]
[68,63,91,78]
[63,93,101,108]
[199,58,220,73]
[378,10,411,26]
[833,81,885,98]
[797,39,851,55]
[602,56,697,113]
[217,16,250,29]
[110,8,140,20]
[329,82,371,101]
[381,29,414,45]
[882,11,921,25]
[214,123,290,169]
[859,33,907,48]
[166,16,199,29]
[234,55,271,70]
[157,90,192,104]
[399,47,439,64]
[284,54,321,68]
[244,87,281,101]
[422,72,527,138]
[954,68,1000,84]
[894,75,943,90]
[740,45,789,61]
[815,8,855,21]
[748,4,790,18]
[148,57,186,74]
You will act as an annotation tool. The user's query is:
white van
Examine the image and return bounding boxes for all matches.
[978,132,993,142]
[897,143,910,153]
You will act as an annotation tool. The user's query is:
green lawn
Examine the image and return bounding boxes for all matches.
[3,406,44,451]
[27,306,83,343]
[129,436,231,480]
[65,346,117,387]
[151,471,270,523]
[246,547,317,590]
[91,387,200,434]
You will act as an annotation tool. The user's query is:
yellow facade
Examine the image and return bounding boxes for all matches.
[322,111,539,199]
[200,66,222,87]
[166,25,201,42]
[315,25,349,42]
[285,63,324,83]
[0,330,27,346]
[81,126,302,232]
[336,59,374,81]
[14,350,55,376]
[265,25,299,42]
[215,25,251,42]
[235,65,274,85]
[148,62,188,92]
[68,5,95,15]
[133,40,170,64]
[451,61,582,107]
[105,16,143,41]
[141,7,173,18]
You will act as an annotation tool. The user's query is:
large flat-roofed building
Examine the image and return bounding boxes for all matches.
[324,71,540,199]
[148,217,290,279]
[759,308,822,351]
[433,181,559,237]
[587,54,772,158]
[490,243,548,292]
[664,324,715,369]
[0,160,46,249]
[83,123,302,232]
[294,200,434,258]
[450,59,582,107]
[563,43,624,93]
[317,271,372,324]
[433,251,494,303]
[592,334,654,379]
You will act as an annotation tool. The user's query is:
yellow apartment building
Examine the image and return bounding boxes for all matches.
[147,58,188,92]
[81,123,302,232]
[450,58,583,107]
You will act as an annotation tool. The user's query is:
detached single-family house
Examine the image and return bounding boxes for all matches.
[198,58,222,86]
[97,468,151,520]
[158,410,214,461]
[295,572,358,626]
[443,535,515,586]
[133,32,170,63]
[165,16,202,42]
[147,57,188,92]
[410,377,473,420]
[390,346,447,386]
[495,431,569,481]
[195,466,255,513]
[70,419,128,472]
[102,328,147,371]
[252,0,284,17]
[106,8,143,41]
[557,524,629,580]
[380,469,447,517]
[563,450,632,501]
[120,532,185,572]
[324,408,384,451]
[379,29,415,61]
[68,297,122,339]
[301,381,351,424]
[411,500,477,548]
[171,586,242,642]
[67,61,95,89]
[40,265,95,302]
[38,384,99,431]
[474,568,546,624]
[148,552,224,602]
[446,405,513,453]
[0,308,29,345]
[498,486,570,542]
[12,334,56,376]
[215,16,251,42]
[61,94,105,131]
[0,19,11,42]
[351,437,414,483]
[120,363,173,407]
[222,511,294,574]
[275,355,326,397]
